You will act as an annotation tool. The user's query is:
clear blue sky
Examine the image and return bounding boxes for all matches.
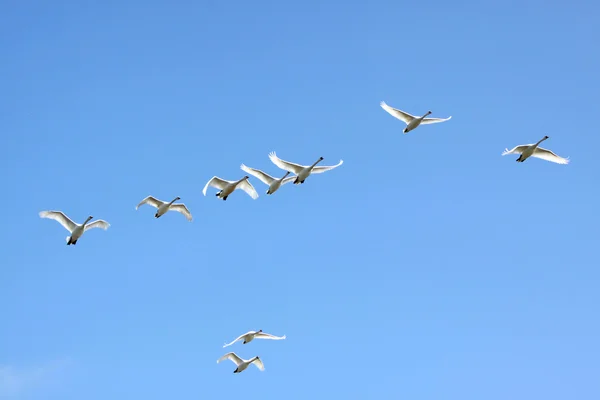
[1,0,599,399]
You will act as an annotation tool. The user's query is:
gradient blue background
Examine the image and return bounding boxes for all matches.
[1,0,599,399]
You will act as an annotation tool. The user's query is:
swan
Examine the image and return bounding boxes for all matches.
[502,135,569,164]
[217,352,265,374]
[380,101,452,133]
[136,196,193,221]
[202,175,259,201]
[39,211,110,245]
[240,164,295,195]
[268,152,343,184]
[223,330,287,348]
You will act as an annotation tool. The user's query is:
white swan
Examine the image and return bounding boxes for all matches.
[380,101,452,134]
[217,352,265,374]
[502,135,569,164]
[202,175,259,201]
[39,211,110,245]
[240,164,295,195]
[223,330,287,348]
[136,196,192,221]
[268,152,343,184]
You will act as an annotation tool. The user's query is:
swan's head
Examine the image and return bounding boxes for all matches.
[258,329,262,333]
[427,110,432,115]
[544,135,549,139]
[244,175,250,180]
[319,157,324,160]
[175,196,181,200]
[87,216,93,220]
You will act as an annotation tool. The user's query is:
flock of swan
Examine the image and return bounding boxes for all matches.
[37,100,570,374]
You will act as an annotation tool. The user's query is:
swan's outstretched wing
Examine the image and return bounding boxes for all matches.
[380,101,416,124]
[252,358,265,371]
[502,145,530,156]
[136,196,164,210]
[170,204,193,221]
[236,179,259,200]
[39,211,77,233]
[532,147,570,164]
[420,116,452,125]
[282,176,297,185]
[84,220,110,231]
[217,352,244,366]
[311,159,344,174]
[268,152,305,175]
[255,332,286,341]
[202,176,230,196]
[223,331,253,348]
[240,164,274,185]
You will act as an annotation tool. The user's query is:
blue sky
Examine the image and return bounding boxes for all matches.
[1,0,599,399]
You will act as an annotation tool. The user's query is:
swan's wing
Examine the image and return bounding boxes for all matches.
[532,147,570,164]
[380,101,415,124]
[170,204,193,221]
[217,352,244,366]
[84,220,110,231]
[202,176,230,196]
[39,211,77,233]
[240,164,274,185]
[281,176,297,185]
[252,358,265,371]
[136,196,164,210]
[255,332,286,341]
[236,179,259,200]
[311,159,344,174]
[420,116,452,125]
[223,331,253,348]
[268,152,305,174]
[502,145,530,156]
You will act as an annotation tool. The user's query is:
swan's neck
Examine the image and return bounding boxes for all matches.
[168,197,179,205]
[421,111,432,119]
[535,137,548,146]
[281,171,290,179]
[83,216,93,225]
[310,159,323,168]
[237,177,247,184]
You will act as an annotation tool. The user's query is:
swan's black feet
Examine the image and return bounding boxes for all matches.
[300,180,305,184]
[233,369,239,373]
[223,196,228,201]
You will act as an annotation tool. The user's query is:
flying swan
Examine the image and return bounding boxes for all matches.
[380,101,452,134]
[136,196,193,221]
[39,211,110,245]
[223,330,287,348]
[240,164,295,195]
[268,152,343,184]
[217,352,265,374]
[202,175,259,200]
[502,135,569,164]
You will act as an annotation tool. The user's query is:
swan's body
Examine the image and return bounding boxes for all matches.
[223,330,287,348]
[136,196,192,221]
[240,164,295,195]
[268,152,343,184]
[39,211,110,245]
[217,352,265,374]
[380,101,452,134]
[202,175,259,201]
[502,135,569,164]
